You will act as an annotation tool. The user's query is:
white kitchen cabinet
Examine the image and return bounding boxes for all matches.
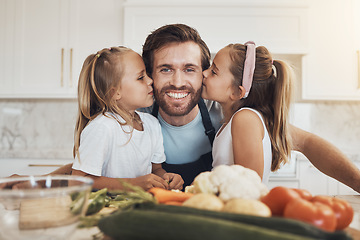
[302,0,360,100]
[124,2,308,54]
[0,0,6,94]
[298,160,328,195]
[0,0,14,95]
[1,0,122,98]
[268,153,360,196]
[268,160,328,195]
[268,152,300,189]
[296,157,360,196]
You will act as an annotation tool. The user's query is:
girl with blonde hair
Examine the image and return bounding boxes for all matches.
[72,46,183,190]
[202,42,294,183]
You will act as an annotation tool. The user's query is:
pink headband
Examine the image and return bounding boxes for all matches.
[242,41,256,98]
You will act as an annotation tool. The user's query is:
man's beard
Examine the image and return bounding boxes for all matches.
[154,86,202,117]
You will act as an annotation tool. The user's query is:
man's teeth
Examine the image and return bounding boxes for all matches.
[166,92,189,99]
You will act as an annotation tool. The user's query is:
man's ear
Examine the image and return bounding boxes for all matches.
[230,85,246,100]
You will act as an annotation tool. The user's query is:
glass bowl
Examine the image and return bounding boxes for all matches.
[0,175,93,240]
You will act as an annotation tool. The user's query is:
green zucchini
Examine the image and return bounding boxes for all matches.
[134,203,352,240]
[98,209,316,240]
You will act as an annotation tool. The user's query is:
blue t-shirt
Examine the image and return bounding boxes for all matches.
[158,111,211,164]
[140,100,223,165]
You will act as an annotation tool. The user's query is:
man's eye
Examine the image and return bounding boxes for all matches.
[185,68,195,73]
[160,68,171,73]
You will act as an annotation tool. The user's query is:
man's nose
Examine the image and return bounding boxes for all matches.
[170,70,184,88]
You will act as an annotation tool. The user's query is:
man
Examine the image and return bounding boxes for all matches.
[141,23,360,191]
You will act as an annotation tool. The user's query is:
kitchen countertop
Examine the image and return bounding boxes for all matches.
[70,227,101,240]
[69,195,360,240]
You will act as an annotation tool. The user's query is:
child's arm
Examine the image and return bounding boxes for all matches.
[0,163,74,189]
[71,169,169,191]
[152,163,184,190]
[49,163,73,175]
[231,110,265,179]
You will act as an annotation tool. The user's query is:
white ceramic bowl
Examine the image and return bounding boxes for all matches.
[0,175,93,240]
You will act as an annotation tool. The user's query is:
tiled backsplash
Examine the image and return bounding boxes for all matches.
[0,100,360,160]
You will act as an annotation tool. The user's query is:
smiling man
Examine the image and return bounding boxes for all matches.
[141,23,360,191]
[142,26,220,186]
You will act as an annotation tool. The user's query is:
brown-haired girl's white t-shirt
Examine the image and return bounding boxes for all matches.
[72,111,165,178]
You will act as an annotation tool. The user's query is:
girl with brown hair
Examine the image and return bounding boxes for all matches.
[202,42,294,183]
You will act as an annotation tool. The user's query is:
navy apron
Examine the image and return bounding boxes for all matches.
[152,98,215,187]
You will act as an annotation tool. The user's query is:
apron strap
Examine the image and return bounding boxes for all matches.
[198,98,216,146]
[151,102,159,117]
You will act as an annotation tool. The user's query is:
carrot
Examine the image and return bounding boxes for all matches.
[148,187,193,204]
[163,201,184,206]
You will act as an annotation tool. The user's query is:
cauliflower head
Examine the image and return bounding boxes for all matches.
[191,165,269,201]
[191,171,218,194]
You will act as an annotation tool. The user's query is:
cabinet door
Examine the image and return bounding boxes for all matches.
[6,0,123,98]
[68,0,122,95]
[298,161,328,195]
[12,0,70,97]
[0,0,14,95]
[303,0,360,100]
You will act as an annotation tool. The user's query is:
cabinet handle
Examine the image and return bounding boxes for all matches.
[357,50,360,89]
[70,48,73,87]
[61,48,64,87]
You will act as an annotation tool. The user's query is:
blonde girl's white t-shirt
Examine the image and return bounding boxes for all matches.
[212,108,272,183]
[72,111,166,178]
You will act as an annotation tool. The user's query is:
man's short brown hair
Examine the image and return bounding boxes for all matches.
[142,24,211,78]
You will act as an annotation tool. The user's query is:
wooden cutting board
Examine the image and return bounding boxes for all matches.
[19,196,79,230]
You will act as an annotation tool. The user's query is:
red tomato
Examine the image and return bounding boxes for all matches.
[261,186,300,216]
[312,195,354,230]
[291,188,312,200]
[284,198,337,232]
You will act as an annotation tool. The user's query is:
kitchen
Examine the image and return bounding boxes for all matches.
[1,0,360,195]
[1,0,360,238]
